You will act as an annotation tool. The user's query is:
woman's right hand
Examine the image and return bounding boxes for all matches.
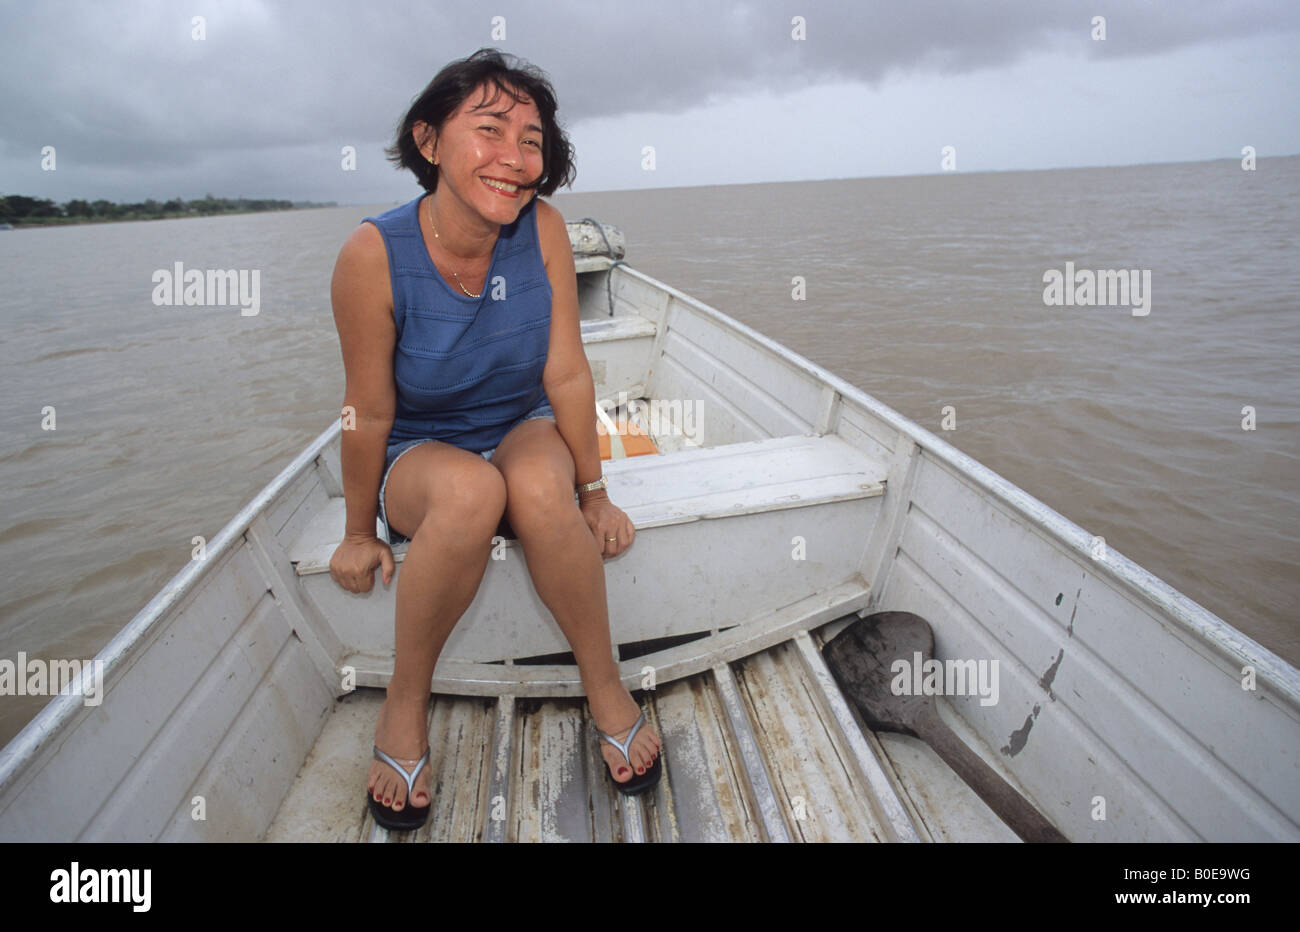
[329,531,396,593]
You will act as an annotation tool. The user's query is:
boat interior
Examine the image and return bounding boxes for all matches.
[3,248,1294,844]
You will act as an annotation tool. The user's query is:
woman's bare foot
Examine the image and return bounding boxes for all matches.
[367,691,432,812]
[586,676,661,783]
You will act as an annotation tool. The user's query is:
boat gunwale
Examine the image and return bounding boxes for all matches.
[0,418,343,797]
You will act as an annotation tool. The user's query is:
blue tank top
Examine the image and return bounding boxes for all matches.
[362,194,553,454]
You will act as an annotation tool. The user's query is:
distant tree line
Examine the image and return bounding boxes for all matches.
[0,193,332,226]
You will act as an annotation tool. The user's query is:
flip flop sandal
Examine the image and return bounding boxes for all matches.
[594,710,662,796]
[367,745,431,831]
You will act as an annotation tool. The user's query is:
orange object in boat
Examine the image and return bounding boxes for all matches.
[598,416,659,459]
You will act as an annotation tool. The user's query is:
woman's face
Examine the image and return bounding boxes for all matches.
[418,82,545,228]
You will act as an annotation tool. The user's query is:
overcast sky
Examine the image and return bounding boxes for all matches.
[3,0,1298,204]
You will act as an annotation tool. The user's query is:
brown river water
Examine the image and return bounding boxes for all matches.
[1,156,1296,748]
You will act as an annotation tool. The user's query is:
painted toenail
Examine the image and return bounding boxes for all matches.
[618,767,628,776]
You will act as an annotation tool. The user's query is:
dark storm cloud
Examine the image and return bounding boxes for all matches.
[1,0,1296,186]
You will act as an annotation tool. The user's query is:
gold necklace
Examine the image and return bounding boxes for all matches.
[426,197,481,298]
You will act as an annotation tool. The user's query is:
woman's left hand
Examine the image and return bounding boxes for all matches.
[579,492,635,559]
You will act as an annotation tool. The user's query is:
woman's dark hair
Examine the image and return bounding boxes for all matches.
[385,48,576,197]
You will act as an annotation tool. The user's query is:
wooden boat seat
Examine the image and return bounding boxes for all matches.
[283,431,887,691]
[288,433,884,574]
[579,313,656,344]
[579,313,658,403]
[599,433,884,531]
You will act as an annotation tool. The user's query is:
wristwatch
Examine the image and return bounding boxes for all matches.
[576,476,607,495]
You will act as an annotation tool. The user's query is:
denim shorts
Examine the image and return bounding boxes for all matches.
[378,401,555,546]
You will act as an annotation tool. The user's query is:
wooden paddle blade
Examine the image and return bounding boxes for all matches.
[823,611,1069,843]
[822,611,936,737]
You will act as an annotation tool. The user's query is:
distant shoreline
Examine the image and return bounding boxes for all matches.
[1,205,337,229]
[0,194,339,229]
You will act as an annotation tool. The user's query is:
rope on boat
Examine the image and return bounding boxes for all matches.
[576,217,626,316]
[577,216,618,258]
[604,259,626,316]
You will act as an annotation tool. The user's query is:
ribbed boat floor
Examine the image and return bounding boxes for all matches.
[265,625,1026,842]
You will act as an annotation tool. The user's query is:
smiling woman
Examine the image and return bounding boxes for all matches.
[325,48,663,832]
[384,48,575,205]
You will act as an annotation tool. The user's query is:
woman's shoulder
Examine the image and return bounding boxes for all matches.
[336,219,389,269]
[531,197,568,270]
[532,196,564,230]
[362,195,422,229]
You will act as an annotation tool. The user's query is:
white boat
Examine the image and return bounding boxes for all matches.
[1,220,1296,843]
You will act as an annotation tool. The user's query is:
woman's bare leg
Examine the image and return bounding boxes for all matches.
[367,442,507,812]
[487,418,661,784]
